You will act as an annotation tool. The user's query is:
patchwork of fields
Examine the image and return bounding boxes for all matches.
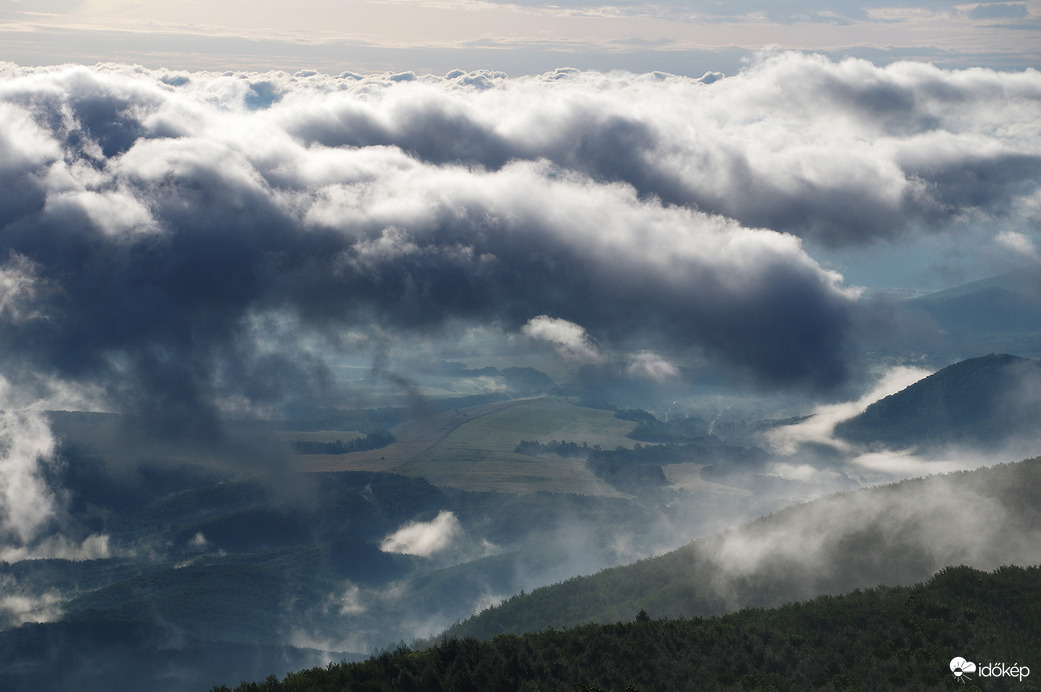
[297,397,639,494]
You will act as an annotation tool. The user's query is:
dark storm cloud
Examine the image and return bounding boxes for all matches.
[276,54,1041,248]
[0,54,1036,436]
[0,61,853,439]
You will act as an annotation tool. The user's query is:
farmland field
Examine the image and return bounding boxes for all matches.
[298,397,639,494]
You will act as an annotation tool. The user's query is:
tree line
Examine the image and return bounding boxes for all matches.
[291,429,395,454]
[212,564,1041,691]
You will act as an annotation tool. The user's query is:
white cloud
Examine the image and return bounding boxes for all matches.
[380,510,463,557]
[0,574,64,626]
[995,230,1038,260]
[625,351,681,381]
[522,315,602,362]
[0,54,1035,470]
[0,254,49,323]
[768,364,932,455]
[0,532,112,563]
[43,189,159,239]
[0,405,58,547]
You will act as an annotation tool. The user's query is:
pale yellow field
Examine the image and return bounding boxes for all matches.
[296,396,638,495]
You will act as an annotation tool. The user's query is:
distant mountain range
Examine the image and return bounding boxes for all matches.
[907,271,1041,336]
[897,270,1041,361]
[835,353,1041,450]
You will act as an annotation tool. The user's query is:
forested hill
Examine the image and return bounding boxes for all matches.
[443,456,1041,640]
[215,564,1041,692]
[834,353,1041,449]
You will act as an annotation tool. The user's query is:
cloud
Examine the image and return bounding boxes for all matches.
[966,2,1029,20]
[0,403,59,547]
[625,352,682,381]
[0,575,64,627]
[0,253,50,323]
[0,54,1032,498]
[995,230,1039,260]
[285,54,1041,248]
[0,57,889,443]
[0,531,110,563]
[522,315,602,362]
[707,468,1039,606]
[380,510,463,557]
[768,364,932,455]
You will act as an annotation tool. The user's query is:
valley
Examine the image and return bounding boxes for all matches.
[295,396,641,495]
[8,337,1041,690]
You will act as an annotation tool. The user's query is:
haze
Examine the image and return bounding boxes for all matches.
[1,0,1040,689]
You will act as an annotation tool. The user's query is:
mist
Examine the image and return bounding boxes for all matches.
[0,53,1040,690]
[1,54,1037,448]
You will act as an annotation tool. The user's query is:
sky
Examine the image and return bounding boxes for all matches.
[0,54,1038,414]
[0,1,1037,298]
[0,0,1037,397]
[0,0,1039,75]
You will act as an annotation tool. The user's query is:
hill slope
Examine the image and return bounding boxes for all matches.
[908,271,1041,336]
[441,456,1041,639]
[899,271,1041,360]
[834,354,1041,450]
[216,564,1041,692]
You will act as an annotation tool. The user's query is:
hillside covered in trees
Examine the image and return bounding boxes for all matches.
[834,354,1041,450]
[439,457,1041,640]
[215,564,1041,691]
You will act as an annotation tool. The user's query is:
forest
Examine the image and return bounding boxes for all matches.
[212,564,1041,691]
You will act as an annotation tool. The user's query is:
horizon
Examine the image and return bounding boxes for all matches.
[1,0,1039,74]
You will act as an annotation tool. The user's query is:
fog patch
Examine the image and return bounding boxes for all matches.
[707,466,1041,608]
[380,510,463,557]
[0,575,64,627]
[850,447,981,477]
[188,532,209,549]
[522,315,602,362]
[625,351,681,381]
[329,583,366,616]
[767,462,847,484]
[767,364,932,455]
[996,230,1039,261]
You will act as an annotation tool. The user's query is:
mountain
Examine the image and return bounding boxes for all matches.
[214,564,1041,692]
[437,456,1041,639]
[896,271,1041,361]
[0,458,675,691]
[9,388,1040,690]
[907,271,1041,336]
[5,399,761,692]
[834,354,1041,449]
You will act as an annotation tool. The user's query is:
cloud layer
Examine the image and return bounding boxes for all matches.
[0,54,1037,440]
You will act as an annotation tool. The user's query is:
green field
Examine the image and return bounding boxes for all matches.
[272,430,366,443]
[433,396,637,452]
[301,397,640,495]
